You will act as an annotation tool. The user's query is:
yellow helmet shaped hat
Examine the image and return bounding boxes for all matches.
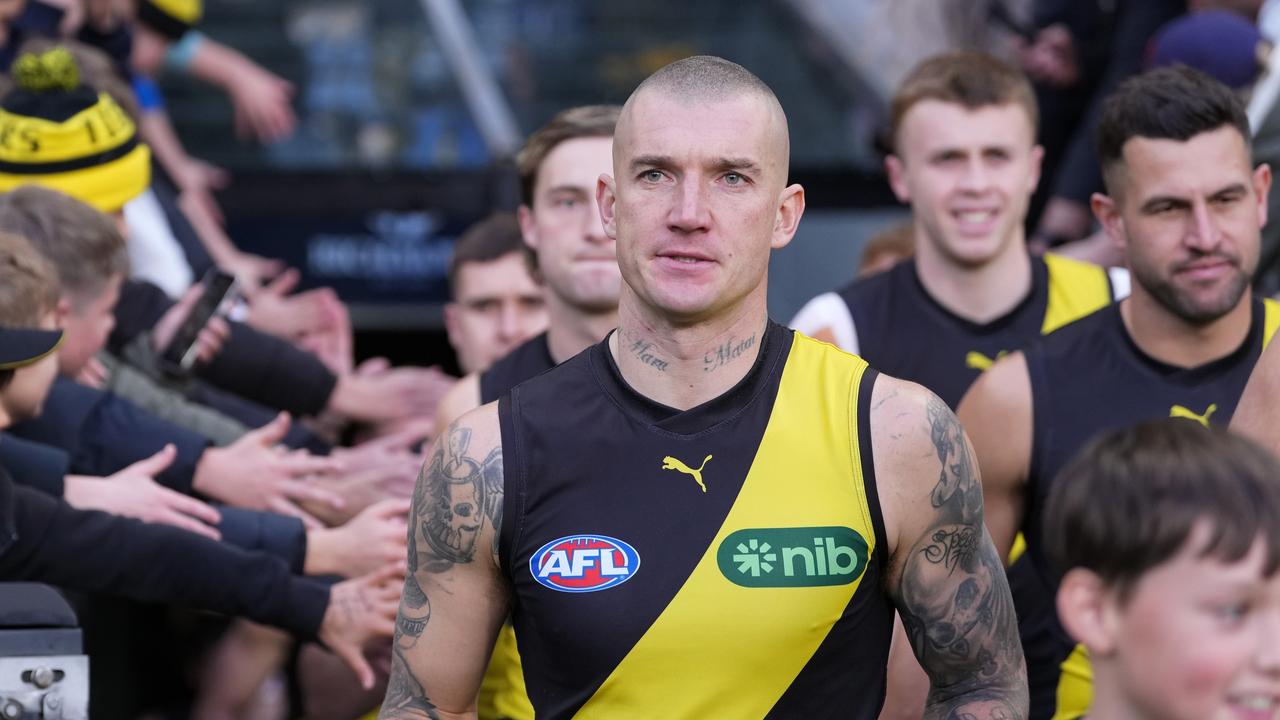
[0,49,150,214]
[137,0,203,41]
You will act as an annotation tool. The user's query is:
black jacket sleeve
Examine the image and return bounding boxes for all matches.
[0,434,70,497]
[0,468,328,639]
[8,378,208,495]
[197,321,338,418]
[215,506,308,575]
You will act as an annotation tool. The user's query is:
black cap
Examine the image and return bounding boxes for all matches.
[0,327,63,370]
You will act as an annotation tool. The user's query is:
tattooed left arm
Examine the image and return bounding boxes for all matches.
[871,377,1028,720]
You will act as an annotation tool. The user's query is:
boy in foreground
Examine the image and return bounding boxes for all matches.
[1045,420,1280,720]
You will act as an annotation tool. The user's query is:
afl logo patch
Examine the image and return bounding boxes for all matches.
[530,534,640,593]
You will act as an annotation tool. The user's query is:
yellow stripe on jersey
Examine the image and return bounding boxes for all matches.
[574,334,877,718]
[1264,298,1280,351]
[1042,254,1114,334]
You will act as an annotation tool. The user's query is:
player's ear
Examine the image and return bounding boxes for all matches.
[443,302,463,353]
[1056,567,1120,657]
[1254,163,1272,230]
[771,184,805,250]
[885,154,910,203]
[517,204,539,251]
[1091,192,1126,255]
[597,173,618,239]
[1028,144,1045,196]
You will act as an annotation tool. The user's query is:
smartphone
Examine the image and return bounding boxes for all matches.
[159,269,238,376]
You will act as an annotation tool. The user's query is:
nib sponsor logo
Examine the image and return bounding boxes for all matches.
[717,526,869,588]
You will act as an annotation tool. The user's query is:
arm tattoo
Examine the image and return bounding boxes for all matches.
[413,425,504,573]
[897,396,1027,720]
[381,641,442,719]
[380,423,505,718]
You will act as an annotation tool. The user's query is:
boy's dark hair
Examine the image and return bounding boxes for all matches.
[1044,420,1280,600]
[889,51,1038,153]
[448,212,533,296]
[1096,65,1251,194]
[0,186,128,310]
[516,105,619,208]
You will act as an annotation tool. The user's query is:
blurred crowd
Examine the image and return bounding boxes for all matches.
[0,0,1278,718]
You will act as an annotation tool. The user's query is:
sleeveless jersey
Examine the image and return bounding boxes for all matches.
[497,322,894,719]
[790,254,1122,408]
[480,333,556,404]
[1017,296,1280,720]
[478,332,555,720]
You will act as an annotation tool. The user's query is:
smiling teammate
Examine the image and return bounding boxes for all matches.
[380,55,1025,720]
[791,51,1125,409]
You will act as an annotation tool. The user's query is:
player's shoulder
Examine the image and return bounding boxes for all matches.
[445,398,503,452]
[435,372,482,436]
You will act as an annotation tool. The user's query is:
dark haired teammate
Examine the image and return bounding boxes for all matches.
[962,66,1280,719]
[443,212,548,378]
[1046,421,1280,720]
[381,56,1025,719]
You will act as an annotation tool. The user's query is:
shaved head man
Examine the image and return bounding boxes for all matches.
[380,56,1026,720]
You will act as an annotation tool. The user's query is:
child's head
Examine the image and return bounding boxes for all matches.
[0,186,128,378]
[1046,420,1280,720]
[0,230,63,424]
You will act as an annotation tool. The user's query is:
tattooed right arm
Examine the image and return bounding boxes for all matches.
[378,404,509,720]
[872,377,1028,720]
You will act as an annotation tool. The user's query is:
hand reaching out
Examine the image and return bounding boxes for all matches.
[318,566,402,690]
[193,412,345,529]
[64,444,223,540]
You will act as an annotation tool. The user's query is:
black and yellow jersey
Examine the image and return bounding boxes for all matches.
[480,333,555,405]
[790,254,1125,408]
[477,332,555,720]
[1017,295,1280,720]
[497,321,893,719]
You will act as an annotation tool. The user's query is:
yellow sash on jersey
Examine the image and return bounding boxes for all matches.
[1041,254,1114,335]
[574,334,877,718]
[1050,298,1280,720]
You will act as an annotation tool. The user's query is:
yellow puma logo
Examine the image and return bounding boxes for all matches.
[965,350,1007,371]
[1170,403,1217,427]
[661,454,712,493]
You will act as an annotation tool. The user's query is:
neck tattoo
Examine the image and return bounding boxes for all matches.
[704,334,756,373]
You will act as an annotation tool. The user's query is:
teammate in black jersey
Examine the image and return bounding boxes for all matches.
[791,52,1125,410]
[380,55,1025,720]
[961,67,1278,719]
[436,106,621,430]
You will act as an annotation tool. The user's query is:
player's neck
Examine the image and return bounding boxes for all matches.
[1121,289,1254,368]
[611,291,768,411]
[914,237,1031,324]
[545,292,618,364]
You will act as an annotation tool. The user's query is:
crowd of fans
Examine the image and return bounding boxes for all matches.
[0,0,1279,718]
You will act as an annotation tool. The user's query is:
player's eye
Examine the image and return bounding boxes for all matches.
[641,170,665,183]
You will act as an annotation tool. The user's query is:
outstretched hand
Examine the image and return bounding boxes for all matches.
[193,412,345,528]
[319,565,403,690]
[64,444,223,540]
